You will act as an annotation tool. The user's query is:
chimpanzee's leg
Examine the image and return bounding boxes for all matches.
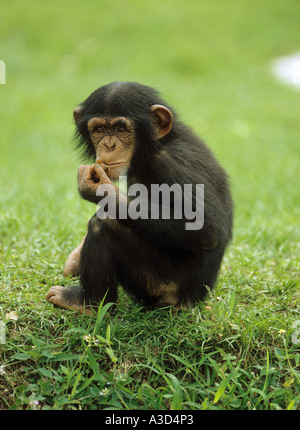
[63,234,86,277]
[46,216,118,314]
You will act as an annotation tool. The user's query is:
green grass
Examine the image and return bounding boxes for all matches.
[0,0,299,410]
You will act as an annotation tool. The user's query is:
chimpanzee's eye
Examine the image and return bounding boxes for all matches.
[96,127,105,133]
[117,125,127,133]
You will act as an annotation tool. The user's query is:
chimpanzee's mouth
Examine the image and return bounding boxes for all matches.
[96,160,124,169]
[105,163,124,168]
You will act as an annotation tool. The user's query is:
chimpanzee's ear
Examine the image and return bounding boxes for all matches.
[150,104,173,139]
[73,107,83,123]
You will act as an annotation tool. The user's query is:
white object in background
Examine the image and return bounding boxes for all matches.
[272,52,300,90]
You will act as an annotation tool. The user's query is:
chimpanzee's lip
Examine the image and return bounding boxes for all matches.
[107,163,124,167]
[97,161,124,168]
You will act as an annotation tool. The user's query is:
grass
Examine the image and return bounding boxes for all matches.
[0,0,300,410]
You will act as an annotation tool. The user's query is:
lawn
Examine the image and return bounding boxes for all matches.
[0,0,299,411]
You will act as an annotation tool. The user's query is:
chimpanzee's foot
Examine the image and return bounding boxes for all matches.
[45,285,93,315]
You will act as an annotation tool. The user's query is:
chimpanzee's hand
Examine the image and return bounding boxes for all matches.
[93,164,115,185]
[77,164,100,203]
[77,164,116,203]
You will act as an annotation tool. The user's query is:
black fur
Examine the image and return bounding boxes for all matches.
[64,81,233,309]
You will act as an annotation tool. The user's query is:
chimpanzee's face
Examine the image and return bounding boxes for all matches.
[87,116,136,180]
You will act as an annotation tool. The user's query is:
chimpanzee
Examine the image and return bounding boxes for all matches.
[46,82,233,314]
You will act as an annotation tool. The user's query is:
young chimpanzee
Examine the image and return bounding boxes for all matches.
[46,82,233,314]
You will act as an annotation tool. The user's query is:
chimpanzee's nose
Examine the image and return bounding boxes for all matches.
[102,137,116,152]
